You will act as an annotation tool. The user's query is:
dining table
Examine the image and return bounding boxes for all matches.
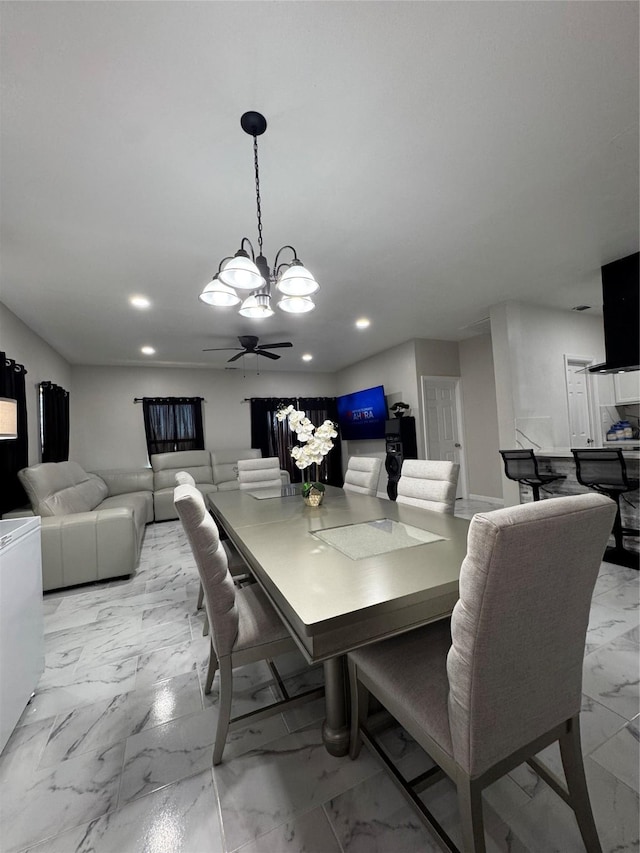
[207,483,470,756]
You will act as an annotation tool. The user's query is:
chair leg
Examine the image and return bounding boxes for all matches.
[196,581,204,610]
[559,718,603,853]
[213,656,233,766]
[202,612,209,636]
[531,483,541,502]
[204,639,218,695]
[348,659,369,760]
[456,775,486,853]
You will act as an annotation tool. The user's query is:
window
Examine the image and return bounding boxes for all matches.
[142,397,204,457]
[249,396,343,486]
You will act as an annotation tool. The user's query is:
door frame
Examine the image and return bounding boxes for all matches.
[563,354,601,446]
[420,375,469,499]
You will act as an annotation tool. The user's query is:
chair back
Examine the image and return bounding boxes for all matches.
[173,484,239,657]
[175,470,196,487]
[237,457,282,490]
[396,459,459,514]
[343,457,382,496]
[573,448,629,488]
[499,449,539,481]
[446,493,616,778]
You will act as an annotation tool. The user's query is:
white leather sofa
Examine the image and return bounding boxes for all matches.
[151,450,219,522]
[18,462,153,591]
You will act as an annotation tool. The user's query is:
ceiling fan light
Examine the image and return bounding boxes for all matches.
[219,254,265,291]
[276,264,319,297]
[277,294,315,314]
[239,292,275,319]
[199,276,241,307]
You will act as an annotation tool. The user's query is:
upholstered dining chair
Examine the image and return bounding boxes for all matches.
[343,456,383,496]
[237,456,282,490]
[396,459,459,514]
[348,493,616,853]
[174,483,324,765]
[175,471,249,636]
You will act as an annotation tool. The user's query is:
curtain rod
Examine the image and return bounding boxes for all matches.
[133,397,206,403]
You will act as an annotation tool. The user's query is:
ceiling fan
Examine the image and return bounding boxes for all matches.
[202,335,293,362]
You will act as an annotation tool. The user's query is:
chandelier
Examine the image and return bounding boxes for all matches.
[199,111,319,318]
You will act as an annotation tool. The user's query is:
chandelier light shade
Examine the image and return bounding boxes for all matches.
[0,397,18,440]
[199,274,241,307]
[199,111,319,318]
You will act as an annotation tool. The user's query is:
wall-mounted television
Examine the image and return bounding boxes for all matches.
[336,385,388,441]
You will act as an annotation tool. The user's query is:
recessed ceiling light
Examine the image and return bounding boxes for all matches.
[355,318,370,329]
[141,346,155,355]
[130,295,151,309]
[302,353,313,362]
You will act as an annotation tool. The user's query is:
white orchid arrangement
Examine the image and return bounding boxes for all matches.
[276,405,338,494]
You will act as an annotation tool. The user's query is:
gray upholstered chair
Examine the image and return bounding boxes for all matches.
[396,459,459,514]
[348,493,616,853]
[174,483,323,765]
[343,456,382,496]
[237,456,282,490]
[175,471,249,635]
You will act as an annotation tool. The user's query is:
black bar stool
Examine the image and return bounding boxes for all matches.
[499,449,566,501]
[572,449,639,569]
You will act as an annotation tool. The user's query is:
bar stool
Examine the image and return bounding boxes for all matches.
[499,449,566,501]
[572,448,639,569]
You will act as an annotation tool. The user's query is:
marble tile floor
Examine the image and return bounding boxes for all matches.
[0,500,637,853]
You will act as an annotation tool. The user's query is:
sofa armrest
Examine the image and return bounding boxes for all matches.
[90,469,154,496]
[40,508,138,591]
[279,470,291,485]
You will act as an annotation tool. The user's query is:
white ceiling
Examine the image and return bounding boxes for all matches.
[1,1,638,373]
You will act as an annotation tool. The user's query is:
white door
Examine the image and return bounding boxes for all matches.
[565,358,594,447]
[421,377,467,499]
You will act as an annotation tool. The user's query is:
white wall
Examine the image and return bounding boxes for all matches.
[490,300,611,504]
[0,302,72,465]
[69,365,336,470]
[458,334,502,500]
[334,338,461,494]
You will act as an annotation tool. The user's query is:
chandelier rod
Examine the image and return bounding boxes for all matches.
[252,134,264,260]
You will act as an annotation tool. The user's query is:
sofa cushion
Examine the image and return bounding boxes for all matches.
[154,483,218,522]
[150,451,214,491]
[211,449,261,487]
[18,462,108,517]
[99,493,152,535]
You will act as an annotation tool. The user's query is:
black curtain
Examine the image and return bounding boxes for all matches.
[0,352,28,515]
[250,396,343,486]
[298,397,343,486]
[142,397,205,456]
[250,397,297,480]
[40,382,70,463]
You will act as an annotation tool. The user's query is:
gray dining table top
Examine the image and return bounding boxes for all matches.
[208,487,470,661]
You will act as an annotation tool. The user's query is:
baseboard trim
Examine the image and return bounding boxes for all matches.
[468,494,504,506]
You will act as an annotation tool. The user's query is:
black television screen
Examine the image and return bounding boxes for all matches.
[336,385,388,441]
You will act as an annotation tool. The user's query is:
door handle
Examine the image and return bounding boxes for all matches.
[454,443,461,448]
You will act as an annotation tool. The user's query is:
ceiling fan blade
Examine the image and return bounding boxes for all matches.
[202,347,243,352]
[227,352,245,363]
[256,342,293,350]
[256,350,280,360]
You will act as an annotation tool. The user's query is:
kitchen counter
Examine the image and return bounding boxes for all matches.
[516,453,639,551]
[536,445,640,461]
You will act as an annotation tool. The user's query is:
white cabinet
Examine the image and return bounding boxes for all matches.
[614,371,640,404]
[0,517,44,753]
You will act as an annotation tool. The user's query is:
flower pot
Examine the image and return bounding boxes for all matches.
[303,486,324,507]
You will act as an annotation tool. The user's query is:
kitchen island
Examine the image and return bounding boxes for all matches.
[518,447,639,560]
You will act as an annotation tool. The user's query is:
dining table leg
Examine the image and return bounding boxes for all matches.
[321,655,350,756]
